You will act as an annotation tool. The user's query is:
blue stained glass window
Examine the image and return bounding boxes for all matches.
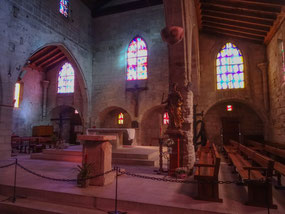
[127,37,148,80]
[216,43,244,90]
[58,62,74,93]
[59,0,69,17]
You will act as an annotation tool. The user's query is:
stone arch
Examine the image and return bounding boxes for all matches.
[204,99,265,146]
[25,43,89,122]
[140,105,165,146]
[99,106,132,128]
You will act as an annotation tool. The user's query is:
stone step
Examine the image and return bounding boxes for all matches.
[30,153,82,163]
[0,185,222,214]
[112,151,159,160]
[0,195,106,214]
[43,149,82,156]
[112,157,159,166]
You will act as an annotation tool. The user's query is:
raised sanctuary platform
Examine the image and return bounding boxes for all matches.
[31,145,162,166]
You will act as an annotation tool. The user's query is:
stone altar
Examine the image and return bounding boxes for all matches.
[77,135,116,186]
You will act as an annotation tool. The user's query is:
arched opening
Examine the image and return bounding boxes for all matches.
[49,105,83,145]
[99,107,131,128]
[204,101,264,146]
[12,44,87,138]
[141,106,165,146]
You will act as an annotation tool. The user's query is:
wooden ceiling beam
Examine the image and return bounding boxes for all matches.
[45,56,67,71]
[37,52,65,68]
[203,22,266,38]
[216,0,285,7]
[202,16,271,31]
[202,10,274,27]
[29,46,57,62]
[201,4,277,21]
[92,0,163,17]
[264,7,285,45]
[203,28,264,43]
[201,0,281,14]
[32,48,61,65]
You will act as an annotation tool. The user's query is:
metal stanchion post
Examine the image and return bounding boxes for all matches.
[108,167,127,214]
[12,158,18,203]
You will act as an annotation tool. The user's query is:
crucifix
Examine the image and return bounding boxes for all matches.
[126,84,148,117]
[51,113,71,139]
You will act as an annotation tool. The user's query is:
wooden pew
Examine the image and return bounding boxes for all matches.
[194,141,222,202]
[246,139,285,189]
[224,140,276,208]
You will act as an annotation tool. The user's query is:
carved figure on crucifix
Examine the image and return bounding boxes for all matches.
[162,83,184,129]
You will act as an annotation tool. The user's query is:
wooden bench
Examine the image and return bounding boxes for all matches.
[224,140,276,208]
[194,141,222,202]
[246,139,285,189]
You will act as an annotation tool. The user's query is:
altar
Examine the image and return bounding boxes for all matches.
[77,135,116,186]
[86,128,136,150]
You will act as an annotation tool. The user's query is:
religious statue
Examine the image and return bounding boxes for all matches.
[162,83,184,129]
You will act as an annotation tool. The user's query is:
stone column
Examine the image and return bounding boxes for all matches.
[257,63,269,112]
[163,0,196,170]
[41,80,49,118]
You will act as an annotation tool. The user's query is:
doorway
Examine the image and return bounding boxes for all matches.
[222,118,240,145]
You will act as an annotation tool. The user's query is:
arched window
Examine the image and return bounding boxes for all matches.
[58,62,74,93]
[127,37,148,80]
[163,112,169,125]
[216,43,244,90]
[14,82,21,108]
[59,0,69,17]
[118,113,124,125]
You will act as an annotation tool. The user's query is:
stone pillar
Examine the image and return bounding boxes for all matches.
[257,63,269,112]
[41,80,49,118]
[163,0,196,170]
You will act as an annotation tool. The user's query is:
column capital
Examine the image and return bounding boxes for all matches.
[41,80,50,88]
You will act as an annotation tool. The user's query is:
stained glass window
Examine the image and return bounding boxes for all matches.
[163,112,169,125]
[118,113,124,125]
[58,62,74,93]
[127,37,148,80]
[59,0,69,17]
[14,83,21,108]
[216,43,244,90]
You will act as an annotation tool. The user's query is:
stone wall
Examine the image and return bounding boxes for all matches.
[267,21,285,144]
[0,0,93,159]
[199,33,267,144]
[92,5,169,145]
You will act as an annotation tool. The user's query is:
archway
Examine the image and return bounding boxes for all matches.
[49,105,83,145]
[99,106,131,128]
[141,105,165,146]
[204,101,264,146]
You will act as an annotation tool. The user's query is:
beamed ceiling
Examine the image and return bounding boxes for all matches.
[27,46,68,72]
[80,0,163,18]
[195,0,285,44]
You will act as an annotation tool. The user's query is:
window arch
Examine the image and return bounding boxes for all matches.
[58,62,75,93]
[216,42,244,90]
[127,36,148,80]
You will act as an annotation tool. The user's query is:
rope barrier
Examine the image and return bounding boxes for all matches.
[0,162,16,169]
[16,162,115,182]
